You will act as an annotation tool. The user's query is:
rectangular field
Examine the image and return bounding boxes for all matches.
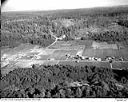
[82,48,104,58]
[49,40,92,50]
[48,49,78,60]
[39,55,51,60]
[102,49,121,59]
[119,49,128,61]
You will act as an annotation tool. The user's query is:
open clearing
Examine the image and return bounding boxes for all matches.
[1,40,128,76]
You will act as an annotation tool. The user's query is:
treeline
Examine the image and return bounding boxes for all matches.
[1,16,55,48]
[1,17,52,34]
[1,8,128,48]
[87,29,128,44]
[1,65,128,98]
[117,20,128,28]
[1,31,54,48]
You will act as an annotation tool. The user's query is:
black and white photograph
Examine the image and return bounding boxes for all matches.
[1,0,128,99]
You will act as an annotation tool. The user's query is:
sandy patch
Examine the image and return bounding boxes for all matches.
[15,60,45,68]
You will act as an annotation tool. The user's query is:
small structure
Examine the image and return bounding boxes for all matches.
[75,37,81,40]
[111,22,118,26]
[1,54,8,60]
[79,56,85,60]
[75,60,79,63]
[118,57,124,61]
[65,54,71,58]
[58,35,66,40]
[76,50,83,56]
[97,58,102,61]
[105,56,115,63]
[47,58,55,61]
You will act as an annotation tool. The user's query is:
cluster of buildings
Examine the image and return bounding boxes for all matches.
[65,53,124,63]
[65,53,102,62]
[105,56,124,63]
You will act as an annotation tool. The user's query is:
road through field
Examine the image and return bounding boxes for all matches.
[46,30,59,48]
[46,30,66,48]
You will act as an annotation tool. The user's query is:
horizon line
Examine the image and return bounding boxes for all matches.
[2,4,128,13]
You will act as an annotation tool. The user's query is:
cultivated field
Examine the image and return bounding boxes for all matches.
[1,40,128,77]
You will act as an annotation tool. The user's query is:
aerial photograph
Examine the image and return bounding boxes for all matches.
[1,0,128,98]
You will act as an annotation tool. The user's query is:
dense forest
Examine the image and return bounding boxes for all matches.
[1,16,55,48]
[1,65,128,98]
[1,6,128,48]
